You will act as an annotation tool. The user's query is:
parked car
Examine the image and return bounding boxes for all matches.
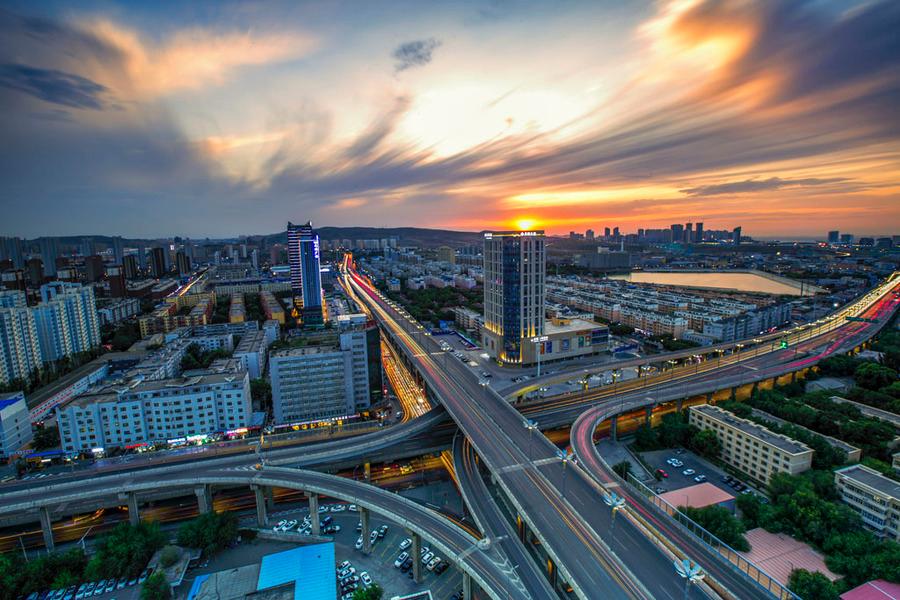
[399,538,412,550]
[694,474,707,483]
[360,572,372,586]
[656,469,668,478]
[355,537,363,550]
[682,469,696,476]
[394,552,409,568]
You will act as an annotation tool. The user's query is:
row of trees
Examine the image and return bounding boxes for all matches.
[632,413,721,459]
[179,343,231,371]
[384,285,482,325]
[176,511,239,556]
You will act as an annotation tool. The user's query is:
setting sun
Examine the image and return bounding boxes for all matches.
[515,218,538,231]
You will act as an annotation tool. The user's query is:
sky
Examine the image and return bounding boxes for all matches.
[0,0,898,239]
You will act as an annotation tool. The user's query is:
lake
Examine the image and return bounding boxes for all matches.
[608,271,810,296]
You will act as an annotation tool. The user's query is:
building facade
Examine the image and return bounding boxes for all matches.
[0,391,33,457]
[482,230,545,364]
[287,221,324,326]
[689,404,813,484]
[834,464,900,541]
[32,283,101,362]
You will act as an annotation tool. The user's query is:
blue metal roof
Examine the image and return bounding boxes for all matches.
[257,543,335,600]
[185,574,210,600]
[0,391,24,411]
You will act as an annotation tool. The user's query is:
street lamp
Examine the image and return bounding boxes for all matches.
[530,335,549,378]
[674,559,705,600]
[523,419,538,462]
[557,450,574,498]
[602,492,626,532]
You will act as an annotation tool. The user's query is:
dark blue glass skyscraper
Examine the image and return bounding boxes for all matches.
[287,221,324,326]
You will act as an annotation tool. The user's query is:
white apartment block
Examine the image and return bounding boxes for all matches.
[58,369,252,452]
[689,404,813,484]
[0,391,33,457]
[834,464,900,541]
[234,330,269,379]
[0,303,43,386]
[32,283,101,362]
[482,231,545,364]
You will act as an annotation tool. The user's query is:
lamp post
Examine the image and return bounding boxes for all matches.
[557,450,574,498]
[531,335,549,378]
[523,419,538,462]
[674,559,705,600]
[602,492,626,533]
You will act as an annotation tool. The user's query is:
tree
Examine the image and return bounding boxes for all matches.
[250,378,272,413]
[817,355,861,377]
[612,461,632,479]
[158,546,180,568]
[736,493,766,529]
[140,571,171,600]
[854,362,897,391]
[176,512,238,556]
[633,424,659,451]
[32,425,60,451]
[690,429,721,459]
[85,522,165,580]
[682,505,750,551]
[351,584,383,600]
[788,569,838,600]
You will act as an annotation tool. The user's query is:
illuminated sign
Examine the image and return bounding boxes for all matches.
[484,233,493,239]
[520,231,538,236]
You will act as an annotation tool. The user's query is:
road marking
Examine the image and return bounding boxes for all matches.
[495,457,558,474]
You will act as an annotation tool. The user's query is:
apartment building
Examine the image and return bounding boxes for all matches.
[138,292,215,337]
[229,293,246,323]
[0,392,33,457]
[0,300,42,386]
[233,330,269,379]
[689,405,813,484]
[260,291,285,324]
[33,282,101,362]
[834,464,900,541]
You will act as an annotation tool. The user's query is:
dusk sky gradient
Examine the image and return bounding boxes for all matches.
[1,0,898,238]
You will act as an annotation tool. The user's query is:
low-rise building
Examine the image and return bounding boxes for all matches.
[0,391,33,457]
[229,293,246,323]
[260,291,285,324]
[233,330,269,379]
[518,317,609,366]
[688,404,813,484]
[834,464,900,541]
[96,298,141,326]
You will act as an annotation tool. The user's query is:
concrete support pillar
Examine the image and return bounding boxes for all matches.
[195,485,212,514]
[360,508,371,554]
[411,533,422,583]
[252,485,268,528]
[791,371,797,383]
[610,416,618,441]
[309,493,320,536]
[462,573,473,600]
[119,492,140,526]
[730,386,737,401]
[676,397,684,413]
[39,507,55,551]
[644,406,653,424]
[264,486,275,512]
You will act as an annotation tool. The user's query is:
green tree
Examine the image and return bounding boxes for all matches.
[854,362,897,391]
[682,505,750,551]
[690,428,721,459]
[32,425,61,450]
[85,522,165,580]
[817,355,861,377]
[140,571,171,600]
[787,569,838,600]
[655,413,694,449]
[633,424,659,451]
[176,512,238,556]
[612,461,632,479]
[158,546,180,568]
[250,378,272,413]
[736,493,766,529]
[351,584,383,600]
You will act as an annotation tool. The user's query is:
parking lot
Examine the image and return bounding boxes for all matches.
[267,502,463,599]
[639,448,763,499]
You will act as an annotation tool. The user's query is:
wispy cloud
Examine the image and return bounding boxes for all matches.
[680,177,851,197]
[0,63,111,110]
[392,38,441,72]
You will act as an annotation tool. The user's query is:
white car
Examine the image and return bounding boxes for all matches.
[399,538,412,550]
[348,504,358,512]
[421,552,434,565]
[426,557,441,571]
[369,531,378,544]
[331,504,346,512]
[317,505,328,514]
[355,537,364,550]
[682,469,696,476]
[360,572,372,586]
[394,552,409,568]
[283,519,298,531]
[337,561,351,572]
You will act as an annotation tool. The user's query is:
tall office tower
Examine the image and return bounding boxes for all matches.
[251,249,259,270]
[122,255,138,280]
[39,237,59,278]
[85,255,105,283]
[732,226,742,245]
[111,236,124,265]
[0,300,43,386]
[685,223,693,243]
[828,231,840,244]
[150,247,167,278]
[136,243,147,271]
[26,258,43,287]
[33,283,101,362]
[482,230,545,364]
[80,237,94,257]
[106,265,126,297]
[0,237,24,269]
[287,221,324,326]
[670,224,684,243]
[613,227,620,239]
[240,244,248,259]
[585,229,595,240]
[175,251,191,276]
[840,233,854,245]
[695,222,704,243]
[604,227,611,239]
[213,251,221,266]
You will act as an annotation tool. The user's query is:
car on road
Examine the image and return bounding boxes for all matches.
[355,537,363,550]
[694,474,707,483]
[394,552,409,568]
[360,572,372,586]
[399,538,412,550]
[321,516,333,527]
[426,557,441,571]
[682,469,696,476]
[656,468,669,478]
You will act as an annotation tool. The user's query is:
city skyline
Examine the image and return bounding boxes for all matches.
[1,0,898,238]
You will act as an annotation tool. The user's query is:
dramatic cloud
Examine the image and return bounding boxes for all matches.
[392,38,441,72]
[0,63,111,110]
[680,177,851,197]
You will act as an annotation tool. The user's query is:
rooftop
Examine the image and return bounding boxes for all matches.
[257,543,335,600]
[691,404,812,455]
[835,464,900,500]
[0,391,25,411]
[840,579,900,600]
[658,482,734,510]
[740,528,839,586]
[544,317,604,335]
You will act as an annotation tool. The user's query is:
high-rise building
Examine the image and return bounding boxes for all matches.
[604,227,611,239]
[85,255,105,283]
[32,283,101,363]
[695,222,704,243]
[137,243,147,271]
[612,226,620,239]
[150,247,167,278]
[26,258,43,287]
[482,230,545,364]
[0,237,24,269]
[175,250,191,276]
[287,221,324,326]
[106,265,126,297]
[670,224,684,244]
[437,246,456,264]
[828,231,840,244]
[0,294,43,386]
[0,392,33,457]
[80,237,94,258]
[251,249,259,270]
[123,255,138,279]
[585,229,594,240]
[732,226,742,245]
[685,223,693,243]
[1,270,26,292]
[840,233,854,245]
[39,237,59,278]
[111,236,124,265]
